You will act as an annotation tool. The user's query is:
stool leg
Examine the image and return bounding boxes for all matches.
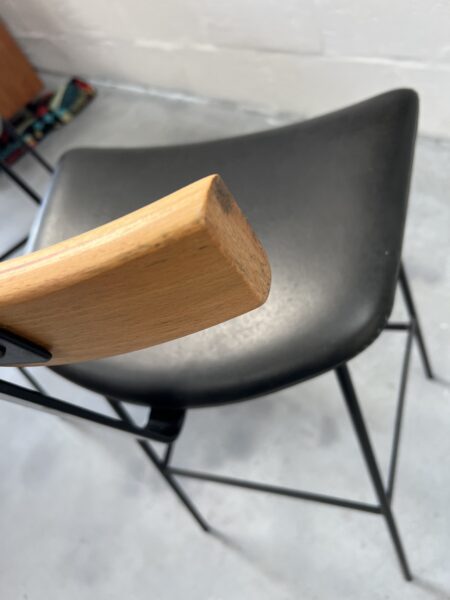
[0,159,42,204]
[138,437,210,532]
[399,263,434,379]
[106,398,210,533]
[3,120,54,174]
[19,367,47,395]
[335,365,412,581]
[0,235,28,262]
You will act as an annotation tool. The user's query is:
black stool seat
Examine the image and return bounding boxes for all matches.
[31,89,418,408]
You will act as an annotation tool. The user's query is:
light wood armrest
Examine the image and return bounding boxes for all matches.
[0,175,271,366]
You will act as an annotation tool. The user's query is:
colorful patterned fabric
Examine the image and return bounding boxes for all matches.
[0,78,95,164]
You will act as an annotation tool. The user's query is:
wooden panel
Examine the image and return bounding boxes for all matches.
[0,20,42,119]
[0,175,271,366]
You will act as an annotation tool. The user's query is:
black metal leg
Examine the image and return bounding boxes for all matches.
[386,322,415,502]
[106,398,211,533]
[138,438,211,533]
[0,159,42,204]
[335,364,412,581]
[163,442,174,467]
[3,120,54,174]
[399,264,434,379]
[0,235,28,261]
[19,367,47,395]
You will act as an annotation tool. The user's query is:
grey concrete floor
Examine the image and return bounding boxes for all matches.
[0,82,449,599]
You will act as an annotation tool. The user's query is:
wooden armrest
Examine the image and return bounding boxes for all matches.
[0,175,271,366]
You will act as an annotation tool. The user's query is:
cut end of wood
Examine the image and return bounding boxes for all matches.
[205,174,271,308]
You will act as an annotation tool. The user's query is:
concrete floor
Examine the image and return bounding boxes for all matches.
[0,82,449,599]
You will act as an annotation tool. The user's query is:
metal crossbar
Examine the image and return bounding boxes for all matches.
[0,378,184,443]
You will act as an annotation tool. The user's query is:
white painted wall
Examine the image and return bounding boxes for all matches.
[2,0,450,137]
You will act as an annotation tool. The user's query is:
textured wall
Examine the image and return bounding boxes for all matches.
[2,0,450,137]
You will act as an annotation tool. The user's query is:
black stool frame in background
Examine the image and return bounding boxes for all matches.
[0,262,433,582]
[0,119,54,261]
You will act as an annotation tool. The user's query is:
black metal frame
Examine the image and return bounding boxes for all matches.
[0,263,433,581]
[2,120,54,175]
[0,119,54,262]
[0,378,186,443]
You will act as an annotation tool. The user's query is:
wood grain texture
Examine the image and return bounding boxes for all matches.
[0,20,42,119]
[0,175,271,366]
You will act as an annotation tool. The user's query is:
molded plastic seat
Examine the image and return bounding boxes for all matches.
[31,89,418,408]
